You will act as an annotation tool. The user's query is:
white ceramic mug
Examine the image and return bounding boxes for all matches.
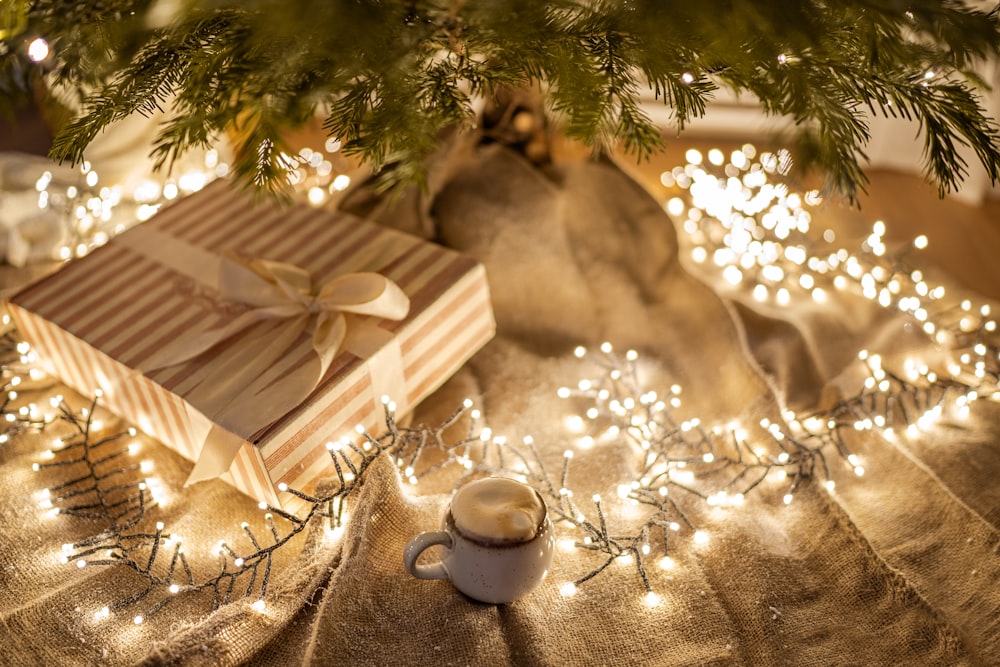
[403,477,554,604]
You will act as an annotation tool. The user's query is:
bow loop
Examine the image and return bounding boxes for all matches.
[315,272,411,319]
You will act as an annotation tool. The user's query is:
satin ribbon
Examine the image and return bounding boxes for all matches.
[116,224,410,488]
[144,254,409,385]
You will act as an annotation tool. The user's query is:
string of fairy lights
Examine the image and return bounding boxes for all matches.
[666,144,1000,399]
[15,136,354,265]
[30,393,491,623]
[0,143,998,622]
[9,35,358,264]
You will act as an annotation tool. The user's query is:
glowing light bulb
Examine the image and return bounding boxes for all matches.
[723,266,743,285]
[27,38,49,62]
[332,174,351,191]
[307,187,325,206]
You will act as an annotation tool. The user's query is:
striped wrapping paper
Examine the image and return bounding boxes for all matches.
[8,179,495,511]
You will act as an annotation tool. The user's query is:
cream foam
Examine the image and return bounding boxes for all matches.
[450,477,546,544]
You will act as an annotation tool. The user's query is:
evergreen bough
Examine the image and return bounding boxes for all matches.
[2,0,1000,202]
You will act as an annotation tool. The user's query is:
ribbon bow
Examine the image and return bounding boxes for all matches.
[144,254,410,441]
[170,255,410,378]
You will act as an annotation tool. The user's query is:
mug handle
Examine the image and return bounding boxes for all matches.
[403,531,452,580]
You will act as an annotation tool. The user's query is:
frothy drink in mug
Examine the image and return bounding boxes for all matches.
[404,477,554,604]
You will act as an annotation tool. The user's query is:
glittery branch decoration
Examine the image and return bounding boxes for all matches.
[31,389,488,624]
[33,397,170,622]
[0,315,56,438]
[549,343,837,597]
[546,324,998,599]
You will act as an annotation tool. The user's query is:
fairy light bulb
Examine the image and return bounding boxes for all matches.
[27,38,49,62]
[332,174,351,191]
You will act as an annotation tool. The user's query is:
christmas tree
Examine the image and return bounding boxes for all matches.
[2,0,1000,202]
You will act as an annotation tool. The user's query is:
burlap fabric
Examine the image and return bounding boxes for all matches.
[1,143,998,665]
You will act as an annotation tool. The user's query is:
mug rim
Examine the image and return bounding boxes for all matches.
[446,484,549,549]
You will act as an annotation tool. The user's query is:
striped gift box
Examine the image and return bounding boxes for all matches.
[8,179,495,512]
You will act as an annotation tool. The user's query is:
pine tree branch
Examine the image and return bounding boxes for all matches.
[3,0,996,203]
